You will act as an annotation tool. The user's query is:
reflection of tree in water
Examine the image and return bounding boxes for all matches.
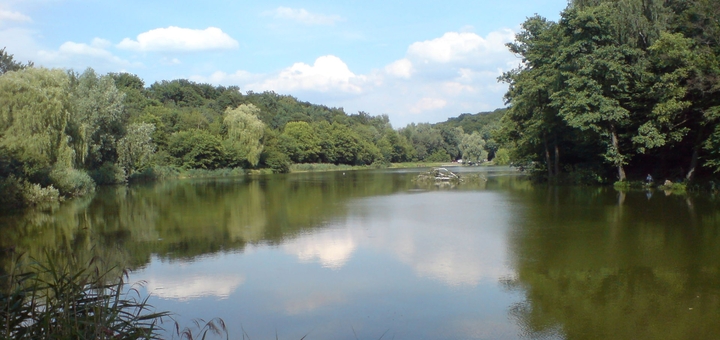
[0,170,421,275]
[504,188,720,339]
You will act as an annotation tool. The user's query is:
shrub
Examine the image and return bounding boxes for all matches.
[90,162,127,185]
[49,167,96,197]
[0,175,60,209]
[262,150,291,174]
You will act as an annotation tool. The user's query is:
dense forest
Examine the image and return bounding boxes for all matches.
[499,0,720,183]
[0,48,503,208]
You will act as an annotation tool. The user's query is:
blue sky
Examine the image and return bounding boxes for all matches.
[0,0,568,127]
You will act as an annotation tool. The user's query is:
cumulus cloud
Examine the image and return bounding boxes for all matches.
[38,40,139,69]
[410,97,447,114]
[407,30,514,65]
[266,7,343,25]
[0,9,31,23]
[250,55,365,94]
[384,58,414,78]
[117,26,239,52]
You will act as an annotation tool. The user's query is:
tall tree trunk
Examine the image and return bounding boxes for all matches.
[544,135,553,178]
[554,135,560,177]
[686,147,699,182]
[686,127,704,182]
[610,126,626,181]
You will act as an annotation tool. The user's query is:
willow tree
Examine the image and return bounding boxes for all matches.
[117,123,156,175]
[66,68,126,169]
[0,68,73,175]
[223,104,265,167]
[459,132,487,164]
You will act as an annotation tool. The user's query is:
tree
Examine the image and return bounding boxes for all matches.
[278,121,321,163]
[0,47,33,75]
[168,129,225,169]
[223,104,265,167]
[66,68,126,169]
[117,123,156,175]
[459,132,488,163]
[551,5,651,181]
[0,68,73,175]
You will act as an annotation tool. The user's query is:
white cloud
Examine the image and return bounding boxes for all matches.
[384,58,414,78]
[267,7,343,25]
[250,55,365,94]
[407,30,514,65]
[410,97,447,114]
[117,26,239,52]
[190,70,260,86]
[0,9,31,23]
[38,41,138,68]
[90,37,111,49]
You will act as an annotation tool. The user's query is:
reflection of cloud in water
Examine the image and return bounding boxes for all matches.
[280,191,513,287]
[143,274,245,301]
[134,259,245,301]
[282,230,356,269]
[283,292,347,315]
[355,192,514,287]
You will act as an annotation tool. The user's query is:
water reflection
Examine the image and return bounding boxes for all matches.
[504,186,720,339]
[4,168,719,339]
[137,263,246,301]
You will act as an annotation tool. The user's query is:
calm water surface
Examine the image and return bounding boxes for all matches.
[2,167,720,339]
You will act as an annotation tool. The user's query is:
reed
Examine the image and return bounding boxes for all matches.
[1,253,169,340]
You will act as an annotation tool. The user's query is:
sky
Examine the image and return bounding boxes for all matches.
[0,0,569,127]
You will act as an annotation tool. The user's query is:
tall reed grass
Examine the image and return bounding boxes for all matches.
[0,253,229,340]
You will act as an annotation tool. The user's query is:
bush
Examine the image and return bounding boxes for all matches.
[90,162,127,185]
[262,150,291,174]
[425,150,451,162]
[49,167,96,197]
[128,165,181,182]
[0,175,60,209]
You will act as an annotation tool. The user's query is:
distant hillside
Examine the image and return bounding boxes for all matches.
[435,108,506,133]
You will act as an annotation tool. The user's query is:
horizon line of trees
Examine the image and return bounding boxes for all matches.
[0,47,504,208]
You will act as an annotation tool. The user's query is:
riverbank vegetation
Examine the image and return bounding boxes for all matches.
[2,0,720,209]
[0,48,503,209]
[499,0,720,185]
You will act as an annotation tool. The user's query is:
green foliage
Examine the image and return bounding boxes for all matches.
[261,149,291,173]
[89,162,126,185]
[0,47,32,74]
[0,67,74,175]
[494,148,511,165]
[499,1,720,182]
[49,167,96,197]
[425,149,451,162]
[223,104,265,167]
[167,129,225,170]
[279,121,321,163]
[459,132,488,163]
[0,175,60,209]
[66,68,126,169]
[117,123,156,175]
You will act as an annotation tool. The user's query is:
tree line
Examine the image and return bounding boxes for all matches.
[0,48,503,208]
[499,0,720,183]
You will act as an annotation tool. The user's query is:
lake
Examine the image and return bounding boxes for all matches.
[2,166,720,339]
